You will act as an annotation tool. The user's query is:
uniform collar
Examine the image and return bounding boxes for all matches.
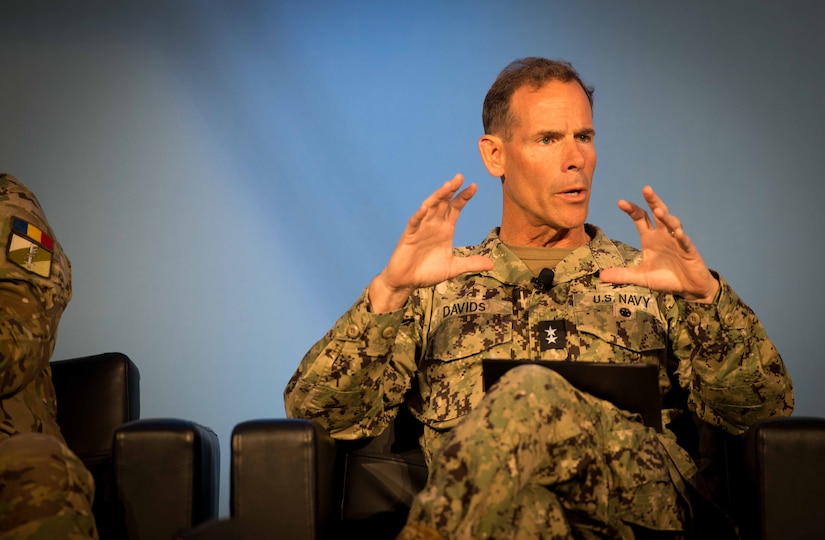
[470,225,631,286]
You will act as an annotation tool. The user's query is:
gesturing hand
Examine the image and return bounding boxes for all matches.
[369,174,494,313]
[599,186,719,303]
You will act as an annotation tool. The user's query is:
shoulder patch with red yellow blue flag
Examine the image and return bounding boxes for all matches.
[7,216,53,277]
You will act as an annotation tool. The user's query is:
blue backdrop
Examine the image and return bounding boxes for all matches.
[2,0,823,516]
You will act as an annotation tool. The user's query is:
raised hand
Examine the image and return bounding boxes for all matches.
[369,174,494,313]
[599,186,719,303]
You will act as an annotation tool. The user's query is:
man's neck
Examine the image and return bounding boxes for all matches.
[499,224,589,248]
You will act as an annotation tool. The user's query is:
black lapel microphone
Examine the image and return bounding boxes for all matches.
[532,268,555,291]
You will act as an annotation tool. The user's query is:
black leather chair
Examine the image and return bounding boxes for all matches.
[51,352,221,540]
[742,417,825,540]
[211,412,825,540]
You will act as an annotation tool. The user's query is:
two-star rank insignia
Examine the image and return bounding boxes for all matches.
[7,217,53,278]
[537,320,566,351]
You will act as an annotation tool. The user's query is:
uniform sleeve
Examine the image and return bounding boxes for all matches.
[283,288,420,440]
[669,274,794,436]
[0,280,58,400]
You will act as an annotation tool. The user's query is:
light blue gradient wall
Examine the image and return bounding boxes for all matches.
[3,1,823,515]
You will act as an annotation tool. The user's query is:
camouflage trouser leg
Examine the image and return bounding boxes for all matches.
[405,364,689,540]
[0,433,98,540]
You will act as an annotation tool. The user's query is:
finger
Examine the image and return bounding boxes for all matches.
[423,174,465,207]
[668,223,698,252]
[644,186,685,238]
[616,199,654,233]
[443,172,465,195]
[652,207,684,238]
[642,186,680,234]
[439,176,478,225]
[405,203,429,231]
[450,183,478,213]
[641,185,669,216]
[648,203,698,253]
[408,174,466,229]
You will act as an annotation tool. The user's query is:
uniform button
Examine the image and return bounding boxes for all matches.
[382,327,397,339]
[345,324,360,338]
[724,313,736,326]
[687,312,701,326]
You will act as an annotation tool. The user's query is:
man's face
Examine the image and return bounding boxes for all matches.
[483,80,596,245]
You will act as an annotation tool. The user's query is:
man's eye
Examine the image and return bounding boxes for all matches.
[577,134,592,142]
[540,136,552,144]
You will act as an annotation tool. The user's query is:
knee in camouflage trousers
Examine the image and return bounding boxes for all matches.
[401,364,690,540]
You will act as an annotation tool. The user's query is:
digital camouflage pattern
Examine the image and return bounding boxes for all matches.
[0,173,97,539]
[285,224,793,537]
[404,365,689,538]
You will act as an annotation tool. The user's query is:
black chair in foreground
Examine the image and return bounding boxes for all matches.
[220,414,825,540]
[175,362,825,540]
[51,352,221,540]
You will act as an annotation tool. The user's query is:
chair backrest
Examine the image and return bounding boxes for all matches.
[50,352,140,539]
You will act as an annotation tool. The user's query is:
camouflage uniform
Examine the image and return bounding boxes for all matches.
[285,225,793,538]
[0,174,98,539]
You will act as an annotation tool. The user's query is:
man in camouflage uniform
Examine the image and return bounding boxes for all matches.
[0,173,98,539]
[284,59,793,538]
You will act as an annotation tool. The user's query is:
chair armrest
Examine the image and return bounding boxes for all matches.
[231,419,337,540]
[743,416,825,540]
[228,414,428,539]
[114,418,220,540]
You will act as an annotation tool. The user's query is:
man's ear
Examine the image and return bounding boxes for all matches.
[478,134,505,178]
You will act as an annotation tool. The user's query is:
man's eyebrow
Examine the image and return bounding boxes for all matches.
[533,128,596,138]
[534,129,565,139]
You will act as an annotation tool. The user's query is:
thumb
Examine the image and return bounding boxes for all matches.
[451,255,494,278]
[599,266,641,286]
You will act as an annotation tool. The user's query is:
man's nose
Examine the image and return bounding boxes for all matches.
[563,138,585,171]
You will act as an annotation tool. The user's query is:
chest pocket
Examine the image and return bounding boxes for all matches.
[574,302,666,363]
[418,300,513,428]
